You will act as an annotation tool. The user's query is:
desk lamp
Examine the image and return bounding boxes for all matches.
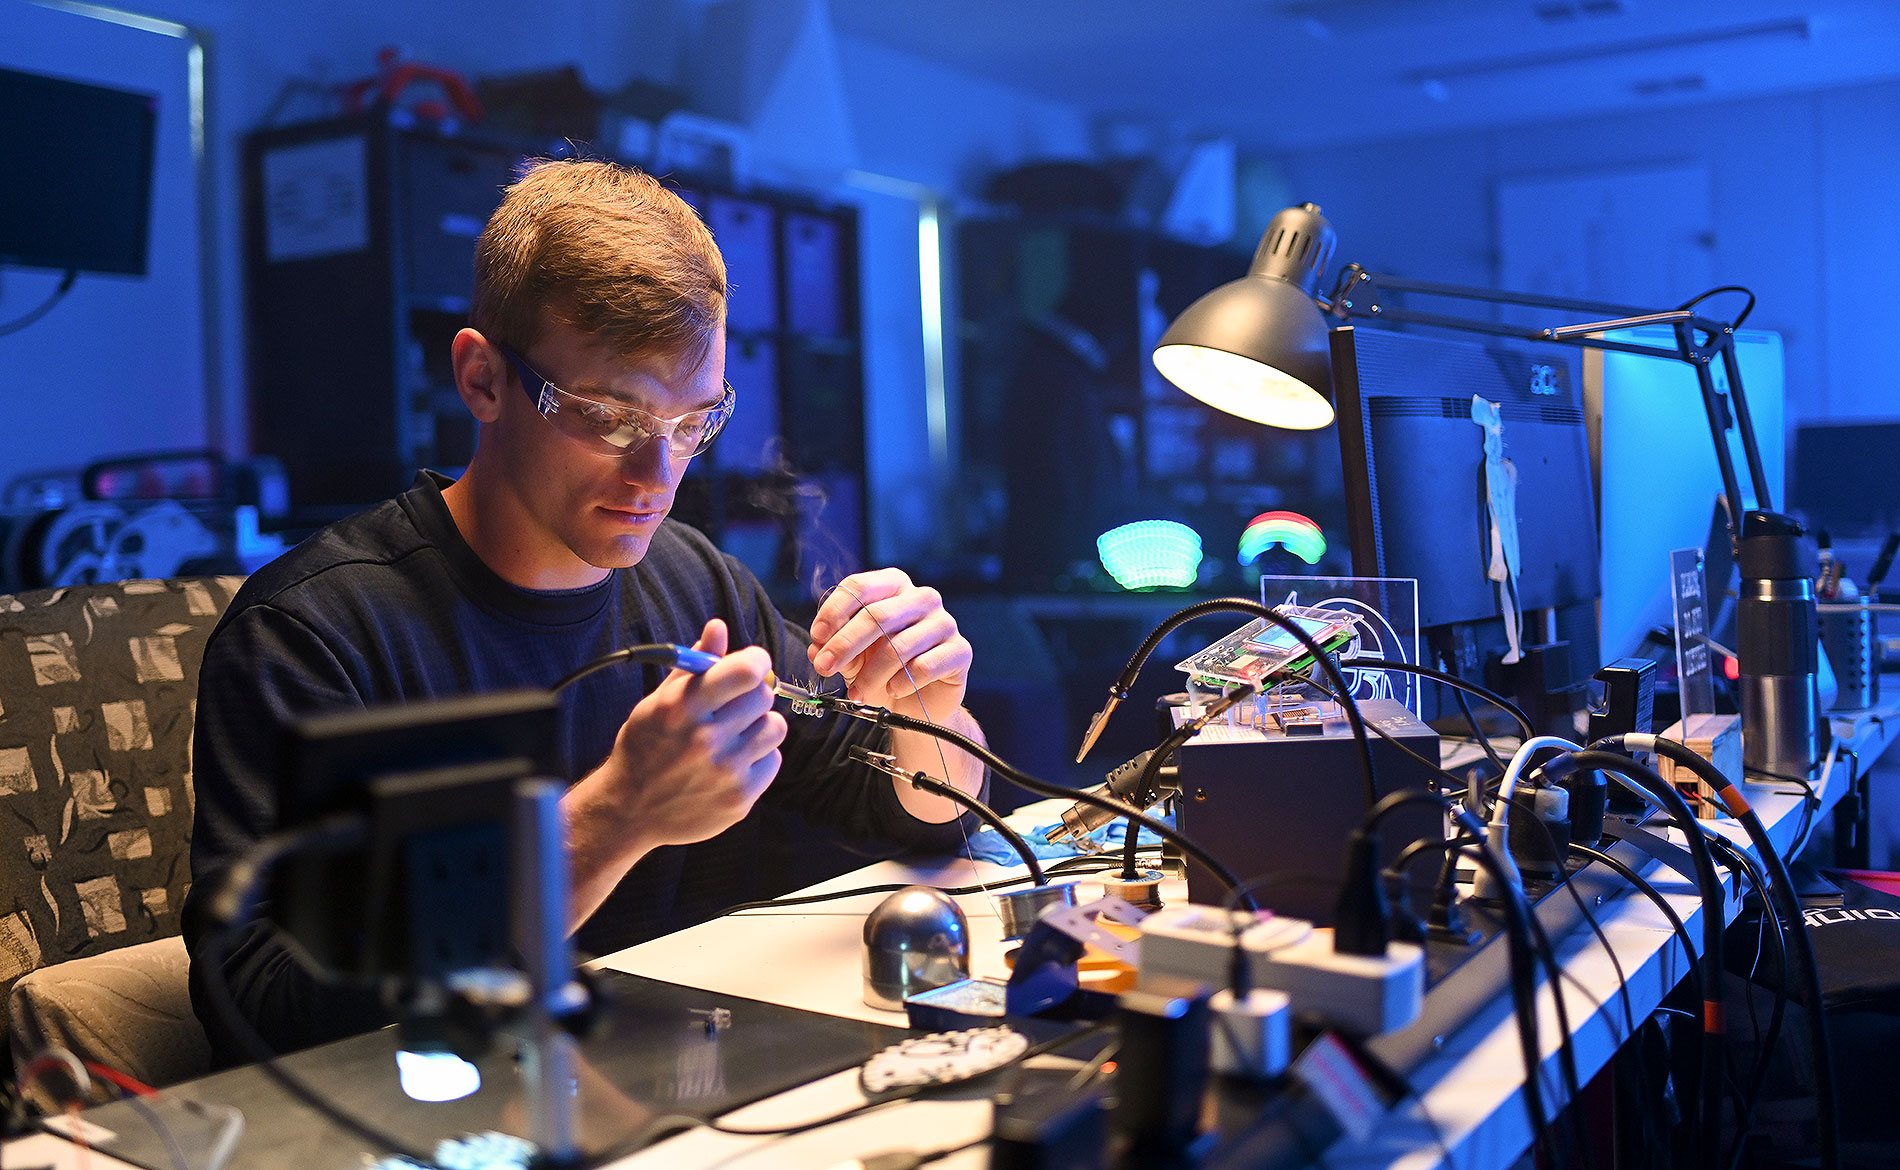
[1154,203,1818,780]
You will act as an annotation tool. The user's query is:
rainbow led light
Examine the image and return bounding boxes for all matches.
[1098,520,1203,590]
[1238,511,1326,566]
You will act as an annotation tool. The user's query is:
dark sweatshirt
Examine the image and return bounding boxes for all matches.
[183,472,973,1066]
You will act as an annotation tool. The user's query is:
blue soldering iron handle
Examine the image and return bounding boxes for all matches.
[668,644,798,700]
[669,646,722,674]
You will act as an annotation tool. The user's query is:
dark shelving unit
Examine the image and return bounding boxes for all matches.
[244,115,865,597]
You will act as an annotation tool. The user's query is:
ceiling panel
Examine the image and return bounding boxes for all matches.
[827,1,1900,149]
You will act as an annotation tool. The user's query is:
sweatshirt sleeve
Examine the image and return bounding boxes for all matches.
[732,566,986,855]
[181,604,387,1067]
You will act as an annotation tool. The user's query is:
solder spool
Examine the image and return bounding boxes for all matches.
[993,882,1078,941]
[1101,869,1166,913]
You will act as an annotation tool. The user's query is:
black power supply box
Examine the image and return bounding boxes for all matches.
[1174,698,1445,925]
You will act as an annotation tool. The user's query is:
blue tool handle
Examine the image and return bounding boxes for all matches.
[669,646,722,674]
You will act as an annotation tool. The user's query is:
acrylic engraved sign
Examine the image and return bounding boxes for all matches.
[1671,547,1716,718]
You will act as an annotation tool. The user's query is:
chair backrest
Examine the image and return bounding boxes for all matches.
[0,578,242,1007]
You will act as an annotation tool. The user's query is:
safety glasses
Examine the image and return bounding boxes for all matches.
[497,341,733,460]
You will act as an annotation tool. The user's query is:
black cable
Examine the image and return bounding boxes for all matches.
[197,929,441,1167]
[1120,684,1257,880]
[1568,844,1702,1003]
[860,706,1255,907]
[1676,284,1756,330]
[1570,840,1704,1165]
[702,1020,1113,1138]
[1607,733,1838,1170]
[1388,833,1480,874]
[1701,833,1764,1158]
[711,855,1149,917]
[849,747,1046,884]
[1764,767,1823,856]
[551,643,701,693]
[202,815,366,929]
[1513,803,1636,1044]
[1452,684,1509,780]
[1337,656,1536,741]
[1664,766,1814,1155]
[1697,830,1789,1170]
[1421,763,1623,1166]
[1715,833,1787,1138]
[1358,788,1555,1153]
[1085,598,1377,810]
[0,269,78,338]
[1563,750,1730,1170]
[1285,669,1464,797]
[1508,853,1593,1167]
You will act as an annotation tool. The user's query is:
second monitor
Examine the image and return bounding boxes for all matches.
[1328,324,1602,729]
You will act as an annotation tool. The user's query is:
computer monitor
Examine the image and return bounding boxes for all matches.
[0,67,159,276]
[1329,324,1602,726]
[272,690,561,982]
[1586,327,1785,662]
[1790,420,1900,542]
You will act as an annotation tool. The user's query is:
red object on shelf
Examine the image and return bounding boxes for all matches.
[340,46,483,124]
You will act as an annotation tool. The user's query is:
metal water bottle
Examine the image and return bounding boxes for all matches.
[1737,510,1820,778]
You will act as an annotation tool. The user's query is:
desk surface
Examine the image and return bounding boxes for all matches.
[15,710,1896,1170]
[595,730,1871,1170]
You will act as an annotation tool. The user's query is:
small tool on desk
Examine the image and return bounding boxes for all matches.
[687,1006,732,1033]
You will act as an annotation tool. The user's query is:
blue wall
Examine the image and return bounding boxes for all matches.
[1,3,208,479]
[1276,77,1900,427]
[0,0,1090,570]
[4,0,1893,567]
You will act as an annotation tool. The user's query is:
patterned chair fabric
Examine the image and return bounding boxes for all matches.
[0,578,242,1010]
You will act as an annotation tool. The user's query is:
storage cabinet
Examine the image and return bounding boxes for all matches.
[244,116,864,594]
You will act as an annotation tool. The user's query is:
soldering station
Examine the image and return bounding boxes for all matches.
[174,203,1856,1166]
[8,9,1900,1170]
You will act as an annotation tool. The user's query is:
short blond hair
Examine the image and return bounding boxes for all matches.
[471,158,726,366]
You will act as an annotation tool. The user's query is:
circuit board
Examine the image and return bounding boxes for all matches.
[1175,605,1360,690]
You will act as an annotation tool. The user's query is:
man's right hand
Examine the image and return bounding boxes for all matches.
[561,618,786,930]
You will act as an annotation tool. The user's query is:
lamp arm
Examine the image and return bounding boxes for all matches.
[1689,350,1750,541]
[1545,309,1698,337]
[1324,263,1778,537]
[1719,337,1776,510]
[1336,265,1663,320]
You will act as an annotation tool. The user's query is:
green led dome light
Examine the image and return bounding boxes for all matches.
[1097,520,1203,590]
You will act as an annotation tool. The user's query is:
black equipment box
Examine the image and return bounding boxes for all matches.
[1174,698,1444,926]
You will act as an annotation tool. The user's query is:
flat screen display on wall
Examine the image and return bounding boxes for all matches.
[0,67,158,276]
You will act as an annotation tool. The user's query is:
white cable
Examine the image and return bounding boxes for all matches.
[1472,734,1583,901]
[1491,735,1584,819]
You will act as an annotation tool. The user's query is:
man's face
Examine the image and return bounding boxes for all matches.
[487,316,726,579]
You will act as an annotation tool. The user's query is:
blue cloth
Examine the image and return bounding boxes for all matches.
[962,814,1172,866]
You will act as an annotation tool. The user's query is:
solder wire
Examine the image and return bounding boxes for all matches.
[816,580,991,898]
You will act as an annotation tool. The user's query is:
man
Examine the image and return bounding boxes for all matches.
[183,159,986,1066]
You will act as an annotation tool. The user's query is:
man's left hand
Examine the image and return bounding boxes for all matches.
[808,568,971,721]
